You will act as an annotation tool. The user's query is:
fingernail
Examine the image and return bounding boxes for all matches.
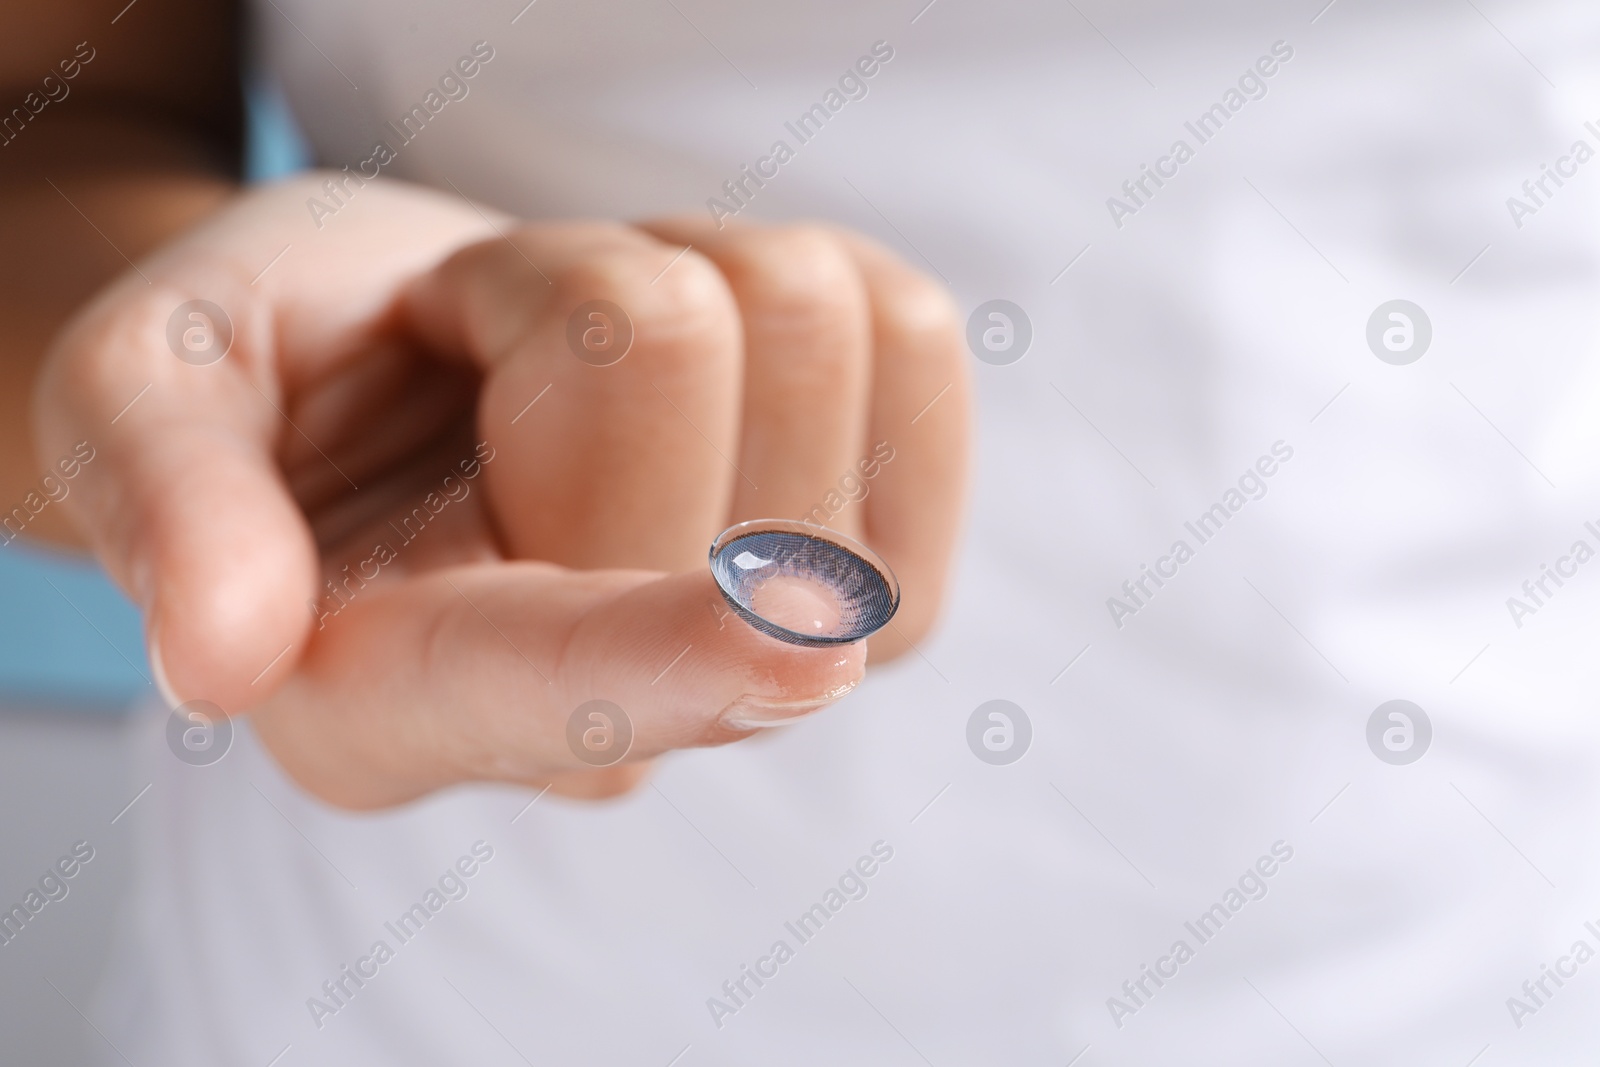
[717,681,857,730]
[147,621,182,710]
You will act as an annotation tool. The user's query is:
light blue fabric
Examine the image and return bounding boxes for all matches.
[0,542,150,710]
[0,79,310,712]
[244,74,312,182]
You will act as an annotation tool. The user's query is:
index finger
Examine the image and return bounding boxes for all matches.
[32,175,495,713]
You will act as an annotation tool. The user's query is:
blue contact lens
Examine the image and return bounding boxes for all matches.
[710,520,900,646]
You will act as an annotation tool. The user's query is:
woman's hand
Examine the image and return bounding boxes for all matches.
[33,172,970,808]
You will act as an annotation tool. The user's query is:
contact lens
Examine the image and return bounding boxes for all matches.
[709,520,900,646]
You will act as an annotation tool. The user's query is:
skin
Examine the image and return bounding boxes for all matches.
[5,0,971,809]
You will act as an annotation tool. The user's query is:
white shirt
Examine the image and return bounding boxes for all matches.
[95,1,1600,1062]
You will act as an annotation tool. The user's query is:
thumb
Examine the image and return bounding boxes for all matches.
[34,284,320,717]
[564,569,869,738]
[250,564,867,808]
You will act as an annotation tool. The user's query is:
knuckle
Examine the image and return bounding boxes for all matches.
[559,244,735,357]
[874,270,961,349]
[430,237,495,289]
[725,225,862,325]
[432,236,537,309]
